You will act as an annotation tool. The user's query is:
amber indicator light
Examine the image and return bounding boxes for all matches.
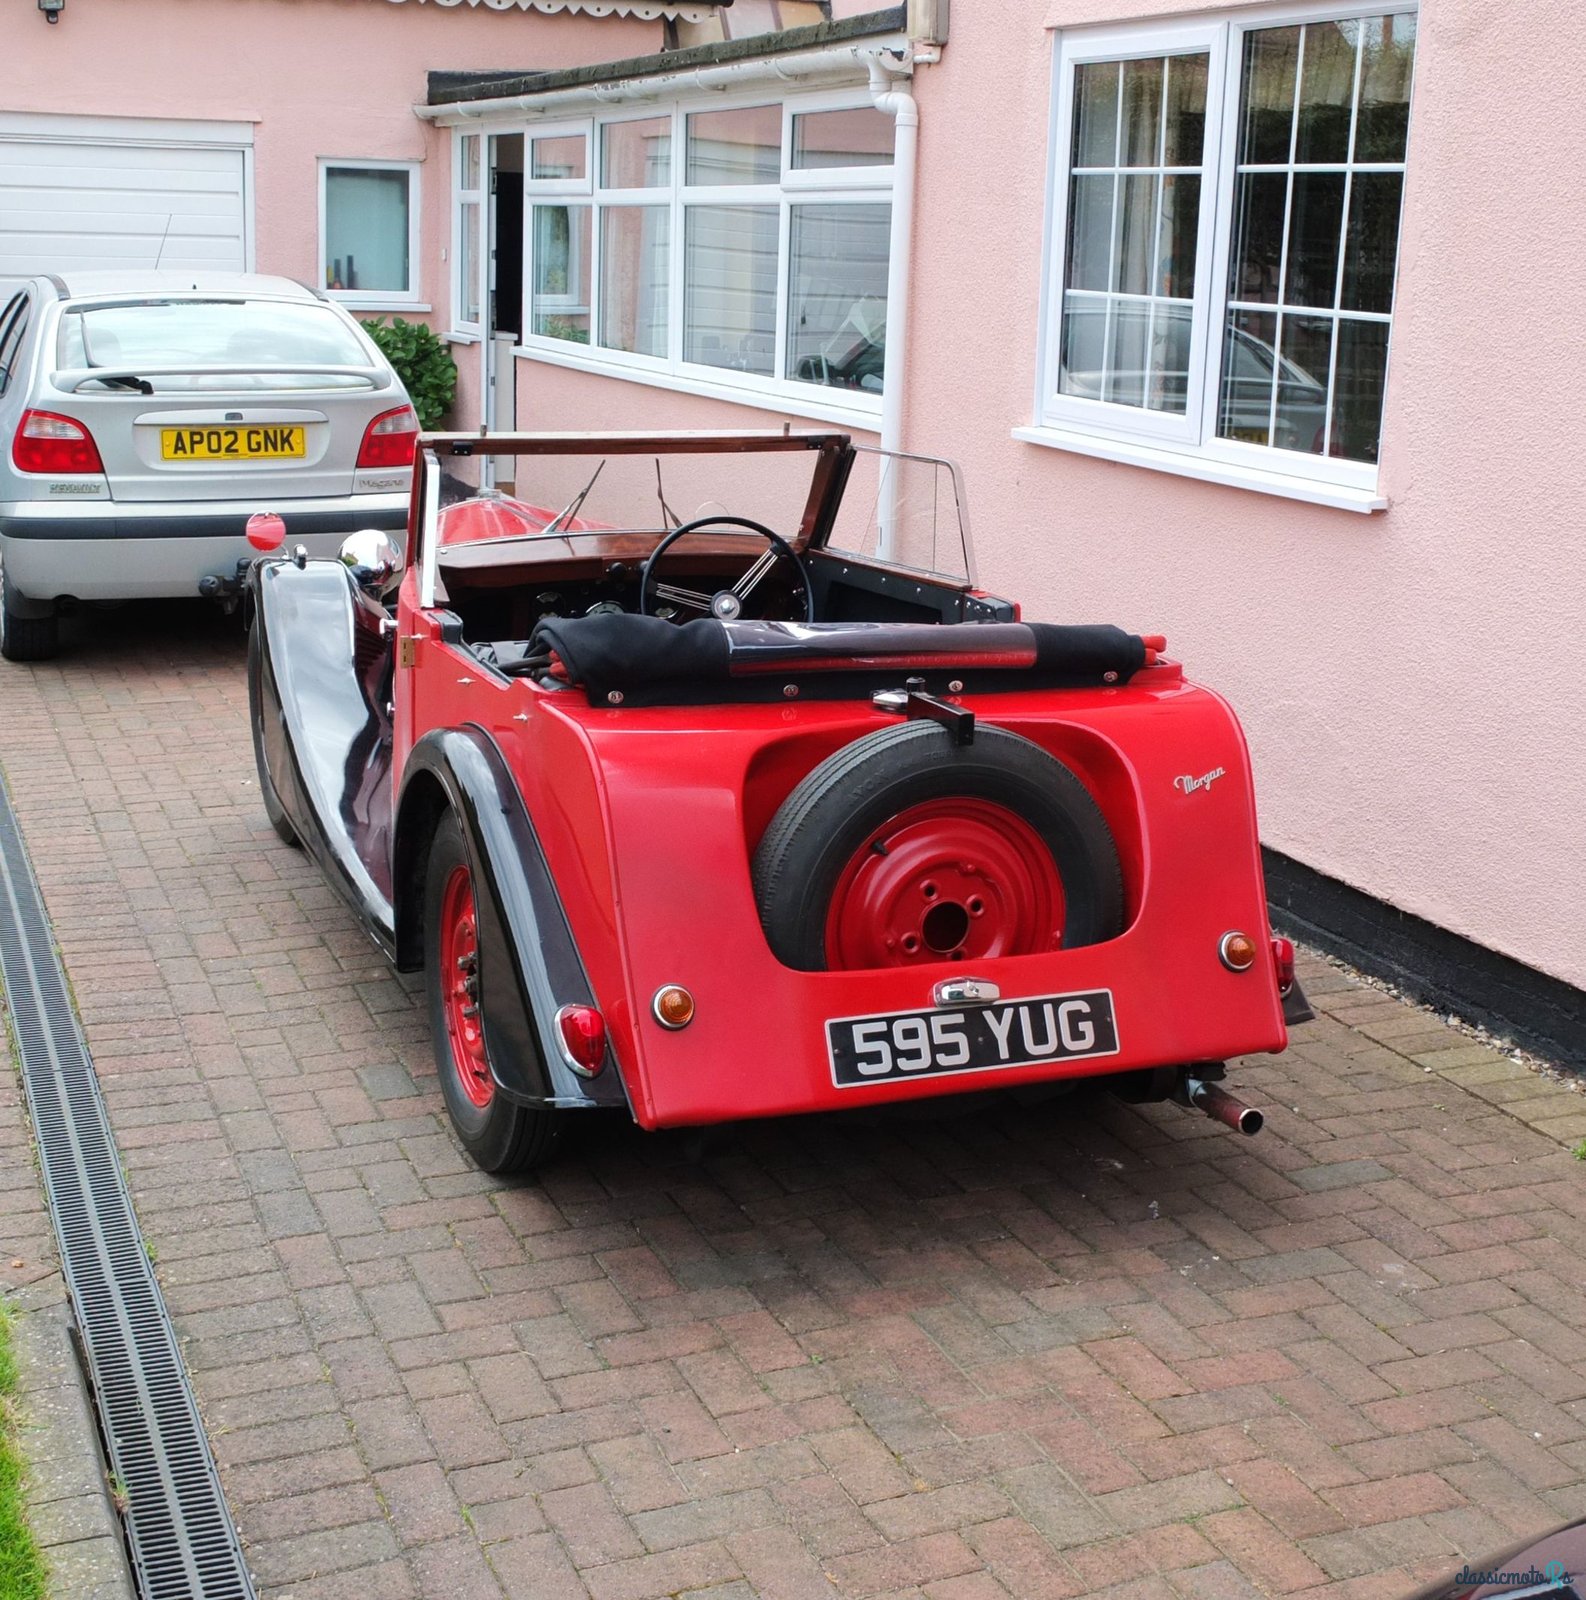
[652,985,695,1029]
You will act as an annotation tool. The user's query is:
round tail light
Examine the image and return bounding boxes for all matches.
[555,1005,607,1076]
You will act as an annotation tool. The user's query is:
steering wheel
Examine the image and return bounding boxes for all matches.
[638,515,816,625]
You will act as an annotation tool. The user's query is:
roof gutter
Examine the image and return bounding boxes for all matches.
[414,36,919,122]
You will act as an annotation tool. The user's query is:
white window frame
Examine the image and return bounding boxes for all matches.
[512,85,895,431]
[450,131,484,339]
[1022,1,1416,512]
[318,157,424,310]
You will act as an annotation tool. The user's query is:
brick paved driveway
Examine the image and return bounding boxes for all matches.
[3,605,1586,1600]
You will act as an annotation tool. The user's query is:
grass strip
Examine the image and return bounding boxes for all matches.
[0,1301,48,1600]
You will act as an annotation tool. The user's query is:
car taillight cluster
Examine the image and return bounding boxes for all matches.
[13,410,104,475]
[356,405,419,470]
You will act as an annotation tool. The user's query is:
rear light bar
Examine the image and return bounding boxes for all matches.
[13,410,104,475]
[356,405,419,470]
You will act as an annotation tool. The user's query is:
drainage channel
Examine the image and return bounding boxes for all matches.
[0,772,255,1600]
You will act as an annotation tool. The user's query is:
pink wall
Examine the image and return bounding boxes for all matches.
[505,0,1586,991]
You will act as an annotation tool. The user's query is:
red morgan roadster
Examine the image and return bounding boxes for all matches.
[247,430,1309,1174]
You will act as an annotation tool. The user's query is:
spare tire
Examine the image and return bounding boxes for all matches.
[753,721,1125,971]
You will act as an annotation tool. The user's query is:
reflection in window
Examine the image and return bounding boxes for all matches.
[324,166,412,294]
[532,135,585,181]
[686,105,781,184]
[532,205,590,343]
[602,118,671,189]
[791,107,894,169]
[787,203,890,393]
[600,207,669,359]
[1220,13,1415,461]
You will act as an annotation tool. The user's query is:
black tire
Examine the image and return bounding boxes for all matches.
[0,558,58,663]
[422,810,564,1175]
[753,721,1125,971]
[246,623,301,847]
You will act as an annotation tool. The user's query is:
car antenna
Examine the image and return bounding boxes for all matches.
[152,213,174,271]
[541,460,605,537]
[654,458,680,531]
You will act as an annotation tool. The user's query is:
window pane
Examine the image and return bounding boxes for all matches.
[1284,170,1346,308]
[1163,54,1208,167]
[599,207,668,358]
[1113,173,1155,295]
[686,105,781,185]
[791,107,894,169]
[460,202,480,325]
[460,135,480,192]
[1059,295,1107,399]
[324,167,409,293]
[601,118,670,189]
[1331,317,1389,461]
[1157,174,1200,298]
[532,136,585,181]
[1275,314,1332,453]
[1240,26,1300,164]
[531,204,590,343]
[683,204,776,374]
[1105,302,1150,407]
[1218,308,1278,444]
[1073,62,1119,167]
[1121,57,1163,167]
[1294,20,1358,164]
[1230,172,1286,303]
[1340,171,1403,314]
[786,202,889,393]
[1146,303,1191,414]
[1066,174,1114,292]
[1356,13,1416,161]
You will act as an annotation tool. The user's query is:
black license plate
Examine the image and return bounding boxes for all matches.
[827,989,1119,1088]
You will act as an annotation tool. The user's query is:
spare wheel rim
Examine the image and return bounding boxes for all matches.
[824,798,1065,969]
[439,864,493,1107]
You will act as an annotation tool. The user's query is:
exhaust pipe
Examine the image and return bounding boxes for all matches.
[1184,1076,1263,1136]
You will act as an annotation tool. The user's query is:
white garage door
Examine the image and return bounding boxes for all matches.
[0,113,250,286]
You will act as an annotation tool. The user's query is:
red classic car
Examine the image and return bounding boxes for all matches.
[247,430,1308,1173]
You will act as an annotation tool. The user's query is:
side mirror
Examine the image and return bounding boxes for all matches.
[339,529,403,595]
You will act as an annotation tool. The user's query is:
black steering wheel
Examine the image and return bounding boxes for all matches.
[638,515,816,625]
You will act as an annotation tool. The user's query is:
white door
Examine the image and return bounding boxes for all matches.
[0,113,250,289]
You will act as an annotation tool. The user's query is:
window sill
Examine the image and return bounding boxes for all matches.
[1012,425,1387,514]
[442,330,482,345]
[333,297,431,314]
[513,340,884,434]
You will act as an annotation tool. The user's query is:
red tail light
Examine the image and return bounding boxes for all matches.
[13,410,104,475]
[356,405,419,469]
[555,1005,607,1076]
[1271,936,1296,996]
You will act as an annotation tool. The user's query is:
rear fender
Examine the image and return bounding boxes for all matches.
[395,728,629,1112]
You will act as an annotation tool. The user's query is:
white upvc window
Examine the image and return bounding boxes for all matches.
[1025,4,1417,510]
[319,159,422,308]
[513,88,896,426]
[451,133,483,335]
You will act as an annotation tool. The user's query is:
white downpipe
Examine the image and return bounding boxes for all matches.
[867,52,918,561]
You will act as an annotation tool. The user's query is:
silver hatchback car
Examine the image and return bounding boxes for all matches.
[0,271,415,660]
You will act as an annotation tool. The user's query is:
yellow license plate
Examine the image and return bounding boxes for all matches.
[161,425,305,461]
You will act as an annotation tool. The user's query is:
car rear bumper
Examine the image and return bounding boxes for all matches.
[0,493,409,601]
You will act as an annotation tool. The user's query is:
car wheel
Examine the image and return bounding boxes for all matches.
[423,811,563,1175]
[0,555,58,663]
[753,722,1125,971]
[245,623,301,848]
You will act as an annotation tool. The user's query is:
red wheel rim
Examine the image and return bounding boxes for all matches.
[824,798,1065,969]
[439,864,493,1108]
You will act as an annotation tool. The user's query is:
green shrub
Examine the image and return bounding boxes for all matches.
[360,317,458,431]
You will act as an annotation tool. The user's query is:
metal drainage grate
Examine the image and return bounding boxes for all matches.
[0,772,254,1600]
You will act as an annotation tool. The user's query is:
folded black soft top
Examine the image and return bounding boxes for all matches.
[511,617,1149,707]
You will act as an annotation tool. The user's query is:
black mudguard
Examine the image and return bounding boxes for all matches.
[395,728,630,1113]
[250,557,397,952]
[1282,977,1316,1027]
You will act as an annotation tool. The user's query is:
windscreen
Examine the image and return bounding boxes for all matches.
[823,446,974,583]
[58,300,375,391]
[437,448,827,545]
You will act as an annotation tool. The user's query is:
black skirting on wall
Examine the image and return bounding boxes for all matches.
[1263,848,1586,1073]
